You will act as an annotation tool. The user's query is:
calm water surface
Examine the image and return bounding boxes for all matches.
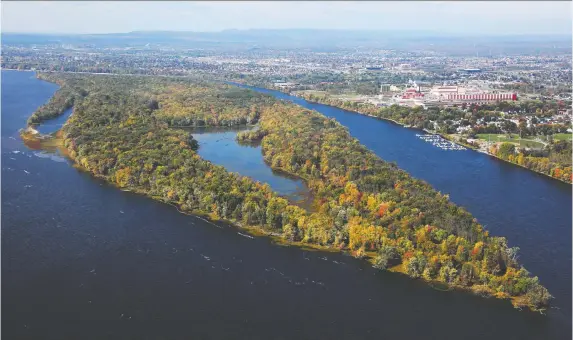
[190,126,312,209]
[233,83,572,319]
[2,70,570,339]
[34,107,74,135]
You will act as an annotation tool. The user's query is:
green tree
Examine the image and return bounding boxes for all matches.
[373,245,398,270]
[497,143,516,160]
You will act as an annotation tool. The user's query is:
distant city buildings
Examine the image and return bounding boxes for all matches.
[389,83,518,108]
[1,38,570,110]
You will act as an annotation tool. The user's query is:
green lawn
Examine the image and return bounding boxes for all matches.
[547,133,572,141]
[476,134,545,149]
[298,90,328,96]
[333,93,366,100]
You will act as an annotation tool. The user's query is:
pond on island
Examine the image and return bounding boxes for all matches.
[188,126,314,210]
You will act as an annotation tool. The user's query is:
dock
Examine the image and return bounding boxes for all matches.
[416,134,466,151]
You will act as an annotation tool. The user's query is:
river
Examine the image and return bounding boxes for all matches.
[232,82,573,315]
[2,70,570,339]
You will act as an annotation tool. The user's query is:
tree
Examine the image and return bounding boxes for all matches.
[525,282,552,309]
[459,263,476,286]
[497,143,516,160]
[373,245,398,269]
[406,253,427,278]
[438,265,458,284]
[266,197,288,230]
[115,167,132,187]
[518,120,528,137]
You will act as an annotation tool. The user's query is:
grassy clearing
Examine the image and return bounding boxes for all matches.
[333,93,367,101]
[296,90,328,97]
[476,134,545,148]
[545,133,572,142]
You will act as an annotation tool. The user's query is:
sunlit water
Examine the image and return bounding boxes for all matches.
[232,82,573,327]
[1,71,570,339]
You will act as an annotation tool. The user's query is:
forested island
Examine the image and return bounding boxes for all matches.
[24,72,552,312]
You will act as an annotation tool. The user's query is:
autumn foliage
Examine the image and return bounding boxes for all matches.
[31,72,553,312]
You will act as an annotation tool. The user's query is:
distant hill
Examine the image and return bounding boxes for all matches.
[2,29,571,55]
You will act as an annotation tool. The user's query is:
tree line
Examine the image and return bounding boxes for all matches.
[489,142,572,183]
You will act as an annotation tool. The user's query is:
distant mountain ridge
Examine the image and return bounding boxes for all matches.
[2,29,571,55]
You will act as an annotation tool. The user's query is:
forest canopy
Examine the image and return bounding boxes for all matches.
[29,72,552,312]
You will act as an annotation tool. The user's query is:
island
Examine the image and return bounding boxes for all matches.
[22,72,552,312]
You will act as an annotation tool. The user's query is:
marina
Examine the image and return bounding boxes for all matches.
[416,134,467,151]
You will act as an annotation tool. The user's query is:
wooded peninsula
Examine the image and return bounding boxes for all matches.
[25,72,552,312]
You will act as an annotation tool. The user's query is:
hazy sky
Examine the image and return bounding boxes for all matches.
[2,1,571,35]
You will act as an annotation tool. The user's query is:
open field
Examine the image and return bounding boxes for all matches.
[476,134,545,148]
[297,90,369,101]
[544,133,572,142]
[295,90,328,97]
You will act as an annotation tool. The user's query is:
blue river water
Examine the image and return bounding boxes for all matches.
[232,83,573,314]
[2,70,571,339]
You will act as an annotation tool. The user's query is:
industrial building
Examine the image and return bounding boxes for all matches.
[426,85,516,104]
[392,84,517,107]
[444,93,517,103]
[402,88,425,100]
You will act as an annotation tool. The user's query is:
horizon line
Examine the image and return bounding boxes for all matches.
[2,29,572,37]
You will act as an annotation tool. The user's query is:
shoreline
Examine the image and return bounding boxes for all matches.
[18,73,551,313]
[6,67,571,185]
[283,91,571,185]
[19,130,535,312]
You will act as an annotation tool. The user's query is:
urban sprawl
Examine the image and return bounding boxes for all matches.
[2,31,571,181]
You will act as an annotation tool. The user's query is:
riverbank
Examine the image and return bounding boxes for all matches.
[285,91,571,185]
[442,134,572,184]
[20,130,342,249]
[17,130,539,312]
[7,69,571,340]
[22,72,554,313]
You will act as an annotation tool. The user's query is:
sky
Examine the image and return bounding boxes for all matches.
[1,1,571,35]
